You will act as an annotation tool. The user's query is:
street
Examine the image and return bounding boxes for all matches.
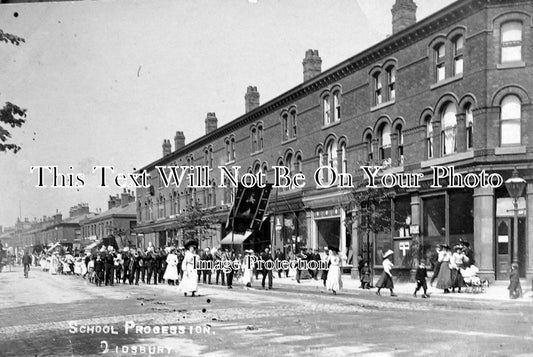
[0,267,532,357]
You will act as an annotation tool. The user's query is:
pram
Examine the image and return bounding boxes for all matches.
[460,265,489,293]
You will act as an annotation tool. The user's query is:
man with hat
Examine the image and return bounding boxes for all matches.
[200,247,213,284]
[104,246,116,286]
[214,247,225,285]
[260,247,274,290]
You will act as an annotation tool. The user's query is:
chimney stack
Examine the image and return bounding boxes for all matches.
[302,49,322,82]
[205,113,218,134]
[174,131,185,150]
[391,0,417,34]
[244,86,260,113]
[162,139,171,156]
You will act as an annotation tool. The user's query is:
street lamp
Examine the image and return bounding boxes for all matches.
[505,168,526,266]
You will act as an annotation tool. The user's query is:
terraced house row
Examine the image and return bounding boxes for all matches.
[135,0,533,282]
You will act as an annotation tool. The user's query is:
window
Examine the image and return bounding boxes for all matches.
[435,44,445,81]
[257,125,264,150]
[323,95,331,125]
[251,127,257,152]
[333,91,341,121]
[365,133,373,162]
[286,153,293,173]
[290,111,297,138]
[295,154,303,173]
[501,21,522,63]
[230,137,235,161]
[373,73,382,105]
[441,103,457,155]
[378,123,391,162]
[500,95,521,145]
[386,67,396,101]
[225,140,231,162]
[340,143,347,173]
[453,35,464,76]
[282,113,289,141]
[396,124,404,165]
[225,137,235,162]
[465,105,473,149]
[426,116,433,159]
[326,140,337,171]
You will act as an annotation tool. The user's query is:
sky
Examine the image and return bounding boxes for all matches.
[0,0,455,228]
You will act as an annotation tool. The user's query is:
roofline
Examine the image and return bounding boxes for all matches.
[138,0,489,173]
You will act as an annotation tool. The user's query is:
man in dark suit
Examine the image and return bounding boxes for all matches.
[274,248,287,278]
[214,247,225,285]
[201,247,213,284]
[104,247,115,286]
[260,247,273,290]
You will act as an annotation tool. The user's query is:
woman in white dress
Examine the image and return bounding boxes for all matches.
[242,250,254,288]
[163,248,179,284]
[49,252,59,275]
[326,248,342,295]
[179,241,199,297]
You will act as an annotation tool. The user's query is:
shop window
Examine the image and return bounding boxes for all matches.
[394,196,411,238]
[448,190,474,248]
[453,35,464,76]
[500,94,521,145]
[435,43,446,82]
[501,21,522,63]
[441,102,457,155]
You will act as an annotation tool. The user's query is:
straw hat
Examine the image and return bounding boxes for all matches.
[382,249,394,259]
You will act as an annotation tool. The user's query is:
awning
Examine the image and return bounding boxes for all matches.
[220,231,253,245]
[83,241,100,251]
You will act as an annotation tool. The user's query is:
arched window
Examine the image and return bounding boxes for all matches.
[230,137,236,161]
[365,133,373,162]
[435,43,445,81]
[257,125,264,150]
[326,140,337,171]
[396,124,404,165]
[378,122,391,162]
[426,116,433,159]
[373,72,382,105]
[340,143,347,173]
[465,105,473,149]
[251,127,257,152]
[333,90,341,121]
[290,111,297,138]
[500,95,521,145]
[501,21,522,63]
[323,95,331,125]
[295,154,303,173]
[441,102,457,155]
[282,113,289,141]
[286,153,293,173]
[386,66,396,101]
[225,139,231,162]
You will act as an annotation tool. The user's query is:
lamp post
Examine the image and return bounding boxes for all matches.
[505,169,526,266]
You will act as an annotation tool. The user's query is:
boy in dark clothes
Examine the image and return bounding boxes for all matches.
[361,261,372,289]
[94,255,105,287]
[413,262,429,298]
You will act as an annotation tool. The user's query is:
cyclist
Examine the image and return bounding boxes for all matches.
[22,251,32,278]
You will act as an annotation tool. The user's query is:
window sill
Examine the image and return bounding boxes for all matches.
[370,100,395,112]
[494,146,526,155]
[250,149,264,156]
[497,61,525,70]
[282,137,297,145]
[321,121,341,130]
[420,150,474,168]
[225,160,236,165]
[430,74,463,90]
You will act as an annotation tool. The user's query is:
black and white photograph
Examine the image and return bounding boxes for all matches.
[0,0,532,356]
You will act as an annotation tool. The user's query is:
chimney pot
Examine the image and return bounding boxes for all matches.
[391,0,417,34]
[245,86,260,113]
[205,113,218,134]
[174,131,186,150]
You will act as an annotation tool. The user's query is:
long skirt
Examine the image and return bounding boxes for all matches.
[451,268,464,288]
[242,268,253,285]
[436,263,452,290]
[326,265,343,292]
[163,264,179,281]
[178,269,198,294]
[376,272,394,289]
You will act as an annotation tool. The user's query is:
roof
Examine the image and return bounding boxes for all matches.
[138,0,486,173]
[82,202,137,224]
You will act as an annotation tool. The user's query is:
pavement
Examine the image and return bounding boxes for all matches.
[1,265,532,357]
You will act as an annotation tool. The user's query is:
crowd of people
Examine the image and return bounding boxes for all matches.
[28,241,345,296]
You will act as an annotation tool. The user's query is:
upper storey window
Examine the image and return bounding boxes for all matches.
[501,21,522,63]
[323,95,331,125]
[378,122,391,163]
[386,67,396,101]
[500,95,521,145]
[441,102,457,155]
[435,44,446,82]
[282,113,289,141]
[373,72,382,105]
[453,35,464,76]
[281,108,297,141]
[333,90,341,122]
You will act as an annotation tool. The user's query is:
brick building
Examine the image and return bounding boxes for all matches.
[80,190,137,249]
[135,0,533,282]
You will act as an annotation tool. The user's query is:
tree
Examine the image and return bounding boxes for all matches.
[0,30,27,153]
[175,204,220,244]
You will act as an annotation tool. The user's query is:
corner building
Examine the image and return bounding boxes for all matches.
[136,0,533,282]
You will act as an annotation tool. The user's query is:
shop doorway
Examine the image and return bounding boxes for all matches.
[317,218,340,250]
[496,218,510,280]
